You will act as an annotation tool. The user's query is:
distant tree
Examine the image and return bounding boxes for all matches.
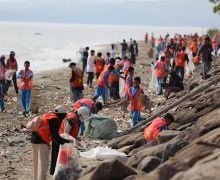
[209,0,220,14]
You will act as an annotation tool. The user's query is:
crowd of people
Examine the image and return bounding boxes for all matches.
[0,31,218,179]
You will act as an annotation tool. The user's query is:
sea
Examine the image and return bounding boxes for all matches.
[0,22,206,73]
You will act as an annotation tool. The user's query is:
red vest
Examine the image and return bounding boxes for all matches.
[95,57,105,73]
[176,51,186,67]
[7,58,17,70]
[19,69,33,90]
[144,117,167,141]
[59,113,79,138]
[155,61,166,78]
[71,69,83,88]
[73,98,94,112]
[97,70,109,87]
[37,113,58,145]
[127,87,143,111]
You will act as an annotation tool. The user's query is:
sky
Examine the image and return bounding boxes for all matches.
[0,0,219,27]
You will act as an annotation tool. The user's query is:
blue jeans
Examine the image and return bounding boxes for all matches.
[175,67,184,81]
[80,122,85,136]
[131,110,141,127]
[72,88,83,102]
[0,95,4,111]
[93,86,107,104]
[157,77,164,95]
[202,61,211,77]
[21,90,31,113]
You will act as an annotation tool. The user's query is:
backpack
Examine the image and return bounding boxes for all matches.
[26,116,42,132]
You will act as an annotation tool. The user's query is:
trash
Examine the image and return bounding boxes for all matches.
[149,64,157,92]
[5,70,16,81]
[53,134,82,180]
[80,146,127,160]
[185,58,195,79]
[84,115,117,140]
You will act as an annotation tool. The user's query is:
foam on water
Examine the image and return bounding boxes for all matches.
[0,22,205,72]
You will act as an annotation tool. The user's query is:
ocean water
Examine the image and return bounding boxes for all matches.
[0,22,205,72]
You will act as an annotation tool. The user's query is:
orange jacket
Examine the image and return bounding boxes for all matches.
[175,51,186,67]
[144,117,167,141]
[94,57,105,73]
[127,87,143,111]
[37,112,58,145]
[18,69,33,90]
[59,113,79,138]
[73,98,94,112]
[71,69,83,88]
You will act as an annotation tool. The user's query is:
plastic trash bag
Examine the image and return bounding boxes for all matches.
[149,64,157,92]
[185,58,195,79]
[53,134,82,180]
[119,74,125,98]
[84,115,117,140]
[80,146,127,160]
[5,70,16,81]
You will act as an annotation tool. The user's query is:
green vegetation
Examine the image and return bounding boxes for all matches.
[209,0,220,14]
[207,28,219,38]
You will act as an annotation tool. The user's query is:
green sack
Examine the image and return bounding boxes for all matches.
[84,115,117,140]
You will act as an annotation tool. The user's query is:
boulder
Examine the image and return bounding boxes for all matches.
[137,156,161,173]
[117,145,134,154]
[158,130,181,143]
[79,159,136,180]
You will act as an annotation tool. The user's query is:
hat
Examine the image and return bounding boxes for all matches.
[54,105,67,114]
[77,107,89,122]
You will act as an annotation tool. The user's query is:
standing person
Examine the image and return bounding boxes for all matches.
[30,106,72,180]
[6,51,19,94]
[17,61,33,117]
[145,32,148,43]
[121,39,128,59]
[144,113,174,142]
[0,55,6,94]
[94,52,105,79]
[127,77,144,127]
[82,47,89,74]
[124,66,134,97]
[154,56,166,95]
[105,52,111,66]
[93,65,115,105]
[86,50,95,88]
[73,98,103,135]
[174,46,189,81]
[0,83,5,112]
[69,62,84,102]
[110,44,117,58]
[198,36,213,79]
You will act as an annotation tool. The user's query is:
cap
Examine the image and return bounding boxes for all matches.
[54,105,67,114]
[77,107,90,122]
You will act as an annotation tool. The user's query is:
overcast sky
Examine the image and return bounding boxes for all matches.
[0,0,219,27]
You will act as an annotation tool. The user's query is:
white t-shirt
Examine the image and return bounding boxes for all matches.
[86,56,95,72]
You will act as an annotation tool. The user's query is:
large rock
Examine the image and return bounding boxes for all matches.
[137,156,161,173]
[79,159,136,180]
[158,130,181,143]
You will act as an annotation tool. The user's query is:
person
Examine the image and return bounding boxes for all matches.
[93,65,115,105]
[145,32,148,43]
[164,71,184,99]
[6,51,19,94]
[111,59,121,99]
[121,39,128,59]
[198,36,213,79]
[105,52,111,66]
[86,50,95,88]
[127,76,144,127]
[73,98,103,135]
[124,66,134,97]
[0,55,6,94]
[174,46,189,81]
[110,44,117,58]
[68,62,84,102]
[0,83,5,112]
[17,61,33,117]
[31,106,72,180]
[94,52,105,79]
[154,56,167,95]
[144,113,174,142]
[82,47,89,74]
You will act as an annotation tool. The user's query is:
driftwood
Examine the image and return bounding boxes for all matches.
[116,75,220,137]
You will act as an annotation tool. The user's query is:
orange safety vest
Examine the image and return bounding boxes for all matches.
[7,58,17,70]
[95,57,105,73]
[0,63,5,80]
[144,117,167,141]
[73,98,94,111]
[19,69,33,90]
[190,42,198,54]
[59,113,79,138]
[97,70,110,87]
[71,69,83,88]
[155,61,166,78]
[127,87,143,111]
[37,112,59,145]
[192,56,201,65]
[175,51,186,67]
[124,74,133,96]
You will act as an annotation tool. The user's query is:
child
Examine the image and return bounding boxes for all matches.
[127,76,144,127]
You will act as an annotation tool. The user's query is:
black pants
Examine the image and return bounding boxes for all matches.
[87,72,94,87]
[0,80,6,94]
[6,74,18,94]
[50,141,60,175]
[82,58,87,74]
[96,73,101,80]
[112,81,120,99]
